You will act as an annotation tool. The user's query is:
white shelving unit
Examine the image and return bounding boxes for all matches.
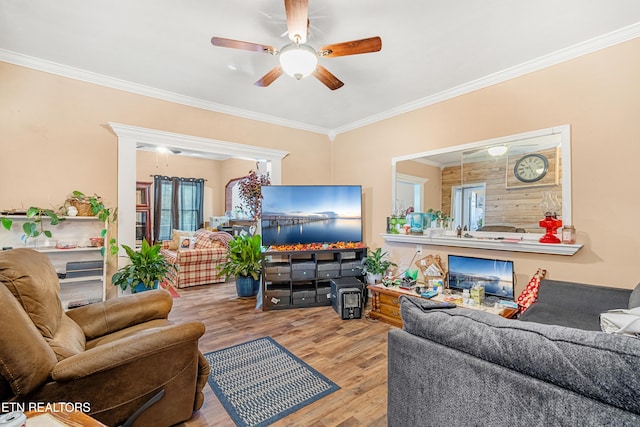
[0,215,107,309]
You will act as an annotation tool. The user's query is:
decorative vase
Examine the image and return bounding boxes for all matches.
[236,276,260,298]
[366,272,382,285]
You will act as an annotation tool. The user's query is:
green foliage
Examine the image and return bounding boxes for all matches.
[70,191,118,256]
[111,239,176,292]
[363,248,397,275]
[22,207,66,239]
[218,234,263,280]
[1,216,13,231]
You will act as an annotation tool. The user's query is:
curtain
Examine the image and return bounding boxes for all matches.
[153,175,205,242]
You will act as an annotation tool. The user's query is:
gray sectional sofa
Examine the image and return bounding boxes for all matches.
[388,279,640,426]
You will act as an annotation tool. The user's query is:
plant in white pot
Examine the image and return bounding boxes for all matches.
[218,234,263,298]
[363,248,397,285]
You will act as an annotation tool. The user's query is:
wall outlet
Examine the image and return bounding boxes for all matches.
[416,245,422,255]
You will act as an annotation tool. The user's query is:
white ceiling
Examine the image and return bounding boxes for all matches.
[1,1,640,136]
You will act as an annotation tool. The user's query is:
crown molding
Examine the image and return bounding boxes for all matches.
[0,49,330,136]
[2,22,639,138]
[108,122,289,161]
[332,22,640,135]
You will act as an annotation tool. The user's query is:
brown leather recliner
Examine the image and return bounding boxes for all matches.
[0,248,210,427]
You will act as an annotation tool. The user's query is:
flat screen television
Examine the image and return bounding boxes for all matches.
[260,185,363,247]
[447,255,515,300]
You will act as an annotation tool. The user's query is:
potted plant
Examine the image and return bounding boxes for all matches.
[363,248,397,285]
[111,239,176,293]
[67,191,118,256]
[237,170,270,221]
[218,234,263,297]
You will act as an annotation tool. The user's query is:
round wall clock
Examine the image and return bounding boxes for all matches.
[514,153,549,183]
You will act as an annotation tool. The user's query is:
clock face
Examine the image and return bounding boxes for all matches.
[514,154,549,183]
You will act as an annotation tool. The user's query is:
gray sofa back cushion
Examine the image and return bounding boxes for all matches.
[400,296,640,415]
[630,283,640,309]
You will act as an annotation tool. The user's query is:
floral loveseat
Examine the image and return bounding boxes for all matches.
[160,229,232,288]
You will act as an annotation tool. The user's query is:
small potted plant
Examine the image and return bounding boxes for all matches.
[67,191,118,256]
[237,170,270,221]
[218,234,263,297]
[363,248,397,285]
[111,239,176,293]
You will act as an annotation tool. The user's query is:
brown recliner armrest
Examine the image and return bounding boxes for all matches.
[51,321,204,381]
[31,321,207,427]
[66,290,173,340]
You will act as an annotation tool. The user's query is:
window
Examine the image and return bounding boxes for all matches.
[451,183,485,231]
[225,177,243,217]
[153,176,205,242]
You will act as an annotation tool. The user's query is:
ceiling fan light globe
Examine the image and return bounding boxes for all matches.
[279,43,318,80]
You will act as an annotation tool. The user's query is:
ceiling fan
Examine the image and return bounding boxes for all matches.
[210,0,382,90]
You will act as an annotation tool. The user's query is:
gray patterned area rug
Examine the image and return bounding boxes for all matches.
[204,336,340,427]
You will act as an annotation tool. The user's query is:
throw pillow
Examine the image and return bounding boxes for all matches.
[169,230,194,250]
[600,307,640,336]
[629,282,640,309]
[179,236,195,250]
[516,268,547,314]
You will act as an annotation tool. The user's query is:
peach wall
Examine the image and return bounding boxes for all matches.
[136,151,224,219]
[396,160,442,213]
[0,60,330,213]
[2,38,640,292]
[219,158,260,214]
[333,38,640,290]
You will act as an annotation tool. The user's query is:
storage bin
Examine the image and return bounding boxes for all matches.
[265,262,292,281]
[292,261,316,280]
[265,287,291,308]
[317,261,340,279]
[340,260,363,277]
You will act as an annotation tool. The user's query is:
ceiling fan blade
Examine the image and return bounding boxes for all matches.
[284,0,309,44]
[255,66,284,87]
[211,37,276,54]
[313,65,344,90]
[319,36,382,57]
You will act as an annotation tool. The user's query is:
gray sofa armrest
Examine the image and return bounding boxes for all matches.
[519,279,632,331]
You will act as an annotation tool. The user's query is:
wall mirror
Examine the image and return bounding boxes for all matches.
[391,125,571,235]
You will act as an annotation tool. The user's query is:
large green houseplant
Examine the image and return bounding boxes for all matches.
[111,239,176,293]
[363,248,397,285]
[218,234,262,297]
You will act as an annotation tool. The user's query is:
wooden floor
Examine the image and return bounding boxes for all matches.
[169,281,393,427]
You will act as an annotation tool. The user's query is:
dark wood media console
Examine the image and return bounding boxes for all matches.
[261,247,367,311]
